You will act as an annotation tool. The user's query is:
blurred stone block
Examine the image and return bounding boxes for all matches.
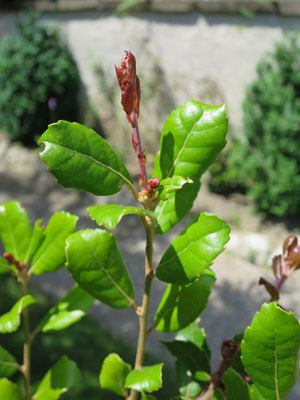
[151,0,194,13]
[57,0,97,11]
[279,0,300,16]
[195,0,276,14]
[97,0,122,11]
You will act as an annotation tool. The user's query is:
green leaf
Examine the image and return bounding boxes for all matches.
[88,205,157,231]
[66,229,135,309]
[175,319,211,359]
[251,384,265,400]
[0,345,17,378]
[125,364,163,393]
[155,179,200,235]
[223,368,253,400]
[31,212,77,275]
[241,302,300,400]
[154,101,228,234]
[34,356,81,400]
[0,257,11,275]
[40,285,94,332]
[0,201,32,262]
[0,379,22,400]
[213,388,224,400]
[24,219,45,265]
[154,272,215,332]
[156,213,230,284]
[141,394,156,400]
[0,295,36,333]
[99,353,131,396]
[176,359,202,398]
[158,177,193,201]
[160,340,211,380]
[39,121,133,196]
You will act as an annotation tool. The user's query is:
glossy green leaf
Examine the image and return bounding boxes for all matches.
[141,394,156,400]
[40,285,94,332]
[160,340,210,380]
[125,364,163,393]
[0,295,36,333]
[99,353,131,396]
[223,368,254,400]
[0,201,32,262]
[0,257,11,275]
[31,212,77,275]
[0,379,22,400]
[158,177,193,201]
[88,205,157,231]
[175,319,211,359]
[153,101,228,234]
[0,345,17,378]
[241,302,300,400]
[155,179,200,235]
[171,397,189,400]
[34,356,81,400]
[24,219,45,265]
[176,359,202,398]
[251,384,265,400]
[39,121,133,196]
[156,213,230,284]
[213,388,224,400]
[66,229,134,309]
[154,272,215,332]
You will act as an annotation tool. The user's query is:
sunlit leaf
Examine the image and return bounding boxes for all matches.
[99,353,131,396]
[0,257,11,275]
[39,121,133,196]
[24,219,45,265]
[34,356,81,400]
[153,101,228,234]
[158,177,193,201]
[66,229,134,309]
[88,204,156,231]
[31,212,77,275]
[223,368,254,400]
[156,213,230,284]
[0,379,22,400]
[241,302,300,400]
[0,346,17,378]
[155,272,215,332]
[0,201,32,262]
[0,295,36,333]
[40,285,94,332]
[125,364,163,393]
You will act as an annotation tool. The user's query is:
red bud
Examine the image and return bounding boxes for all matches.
[283,235,300,270]
[115,51,141,124]
[148,178,160,189]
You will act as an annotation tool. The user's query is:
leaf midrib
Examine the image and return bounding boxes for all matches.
[83,237,134,306]
[31,227,71,272]
[2,211,19,260]
[158,230,219,268]
[155,286,182,329]
[273,315,280,400]
[43,141,133,190]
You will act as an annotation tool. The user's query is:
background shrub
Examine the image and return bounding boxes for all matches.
[208,31,300,218]
[0,13,80,144]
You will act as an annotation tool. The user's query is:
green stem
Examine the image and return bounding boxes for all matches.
[20,276,32,400]
[129,218,155,400]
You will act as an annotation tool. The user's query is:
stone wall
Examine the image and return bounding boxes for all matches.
[1,0,300,16]
[0,5,299,158]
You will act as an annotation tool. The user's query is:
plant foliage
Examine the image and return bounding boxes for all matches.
[0,13,80,144]
[209,32,300,218]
